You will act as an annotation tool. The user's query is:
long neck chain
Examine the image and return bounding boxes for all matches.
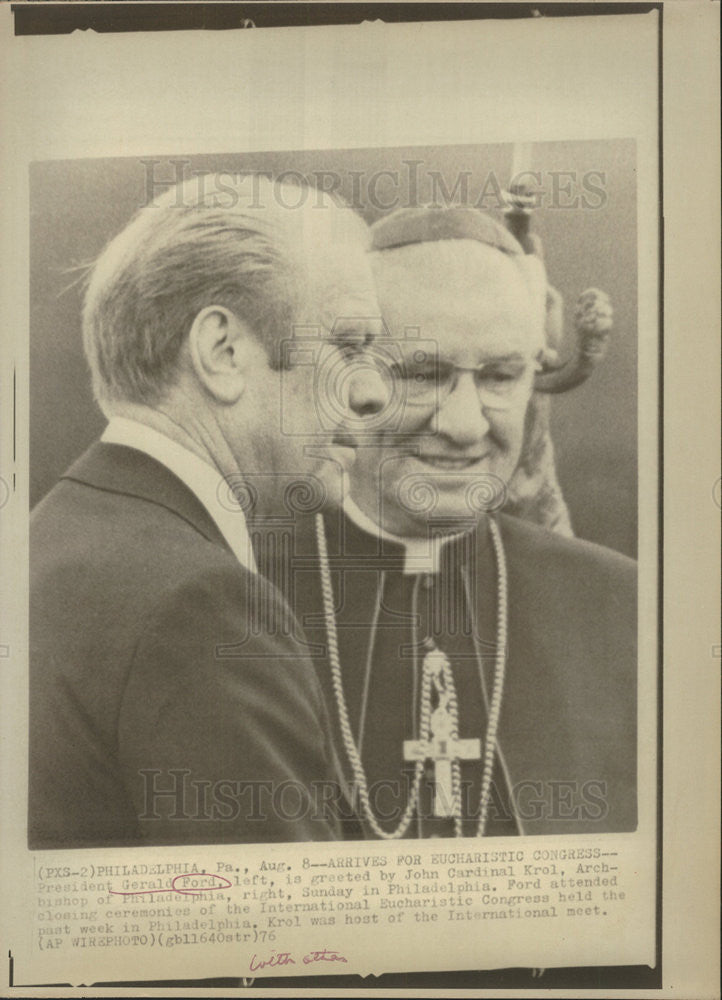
[315,513,509,839]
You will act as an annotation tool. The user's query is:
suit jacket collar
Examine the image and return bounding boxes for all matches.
[62,442,231,555]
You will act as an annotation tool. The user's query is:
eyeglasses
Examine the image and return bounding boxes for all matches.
[386,352,537,411]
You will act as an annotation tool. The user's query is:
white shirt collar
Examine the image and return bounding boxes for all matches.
[342,494,464,575]
[101,417,257,574]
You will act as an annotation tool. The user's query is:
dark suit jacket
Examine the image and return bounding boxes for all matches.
[29,443,342,849]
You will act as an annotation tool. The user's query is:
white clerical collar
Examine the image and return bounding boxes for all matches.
[101,416,257,574]
[342,495,465,575]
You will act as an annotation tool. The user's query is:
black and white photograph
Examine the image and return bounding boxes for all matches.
[29,142,639,851]
[1,3,719,995]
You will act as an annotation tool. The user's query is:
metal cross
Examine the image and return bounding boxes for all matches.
[404,694,481,818]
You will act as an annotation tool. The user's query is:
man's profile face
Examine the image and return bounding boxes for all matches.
[347,240,540,536]
[240,245,387,513]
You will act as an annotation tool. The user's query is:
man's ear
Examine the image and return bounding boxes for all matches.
[187,306,259,404]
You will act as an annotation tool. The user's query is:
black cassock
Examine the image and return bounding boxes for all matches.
[255,506,637,840]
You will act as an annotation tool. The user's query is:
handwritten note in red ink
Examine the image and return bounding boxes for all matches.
[249,948,348,971]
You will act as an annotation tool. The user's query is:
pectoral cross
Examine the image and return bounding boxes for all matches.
[403,690,481,818]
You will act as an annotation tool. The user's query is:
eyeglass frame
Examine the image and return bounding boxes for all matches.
[372,350,542,412]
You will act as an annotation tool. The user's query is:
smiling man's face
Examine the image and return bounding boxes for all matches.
[347,239,541,536]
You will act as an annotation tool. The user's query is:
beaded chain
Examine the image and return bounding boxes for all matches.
[315,513,508,839]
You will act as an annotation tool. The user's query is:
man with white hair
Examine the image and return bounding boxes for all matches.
[270,205,637,839]
[29,174,387,848]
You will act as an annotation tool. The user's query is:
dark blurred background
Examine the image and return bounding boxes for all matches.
[29,139,637,556]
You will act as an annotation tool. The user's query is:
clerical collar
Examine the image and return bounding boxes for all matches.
[342,495,466,575]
